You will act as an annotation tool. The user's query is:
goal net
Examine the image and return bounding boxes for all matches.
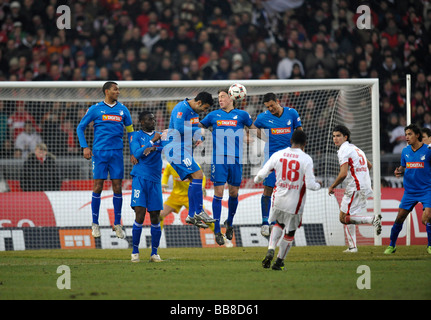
[0,79,380,251]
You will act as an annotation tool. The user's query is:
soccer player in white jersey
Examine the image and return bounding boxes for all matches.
[254,130,321,270]
[328,125,382,253]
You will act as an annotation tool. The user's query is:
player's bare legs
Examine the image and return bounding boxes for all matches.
[160,204,176,230]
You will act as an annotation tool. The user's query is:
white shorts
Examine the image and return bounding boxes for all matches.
[272,208,302,233]
[340,190,368,215]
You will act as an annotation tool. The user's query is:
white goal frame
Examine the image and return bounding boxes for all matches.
[0,79,381,248]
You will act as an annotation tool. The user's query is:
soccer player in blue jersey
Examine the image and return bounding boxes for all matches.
[164,91,216,228]
[130,111,165,262]
[200,88,253,245]
[76,82,135,239]
[384,124,431,254]
[250,93,302,237]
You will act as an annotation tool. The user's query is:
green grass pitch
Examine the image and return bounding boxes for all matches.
[0,246,429,300]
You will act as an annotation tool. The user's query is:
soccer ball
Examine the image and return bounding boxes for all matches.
[228,83,247,101]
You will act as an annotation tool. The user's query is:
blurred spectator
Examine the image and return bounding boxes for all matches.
[389,115,408,154]
[20,142,60,191]
[14,120,42,159]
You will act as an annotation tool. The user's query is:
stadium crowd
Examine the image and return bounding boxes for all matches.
[0,0,431,160]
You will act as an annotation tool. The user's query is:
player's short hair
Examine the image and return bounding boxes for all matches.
[422,127,431,137]
[333,125,351,143]
[263,93,277,103]
[195,91,214,106]
[405,124,422,141]
[291,129,307,146]
[138,110,153,122]
[102,81,118,95]
[218,88,236,107]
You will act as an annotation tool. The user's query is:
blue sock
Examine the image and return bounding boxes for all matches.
[132,221,143,254]
[91,192,101,224]
[189,179,203,216]
[389,222,403,247]
[151,223,162,256]
[113,193,123,225]
[227,196,238,226]
[426,223,431,247]
[261,195,271,225]
[188,182,196,217]
[212,196,223,233]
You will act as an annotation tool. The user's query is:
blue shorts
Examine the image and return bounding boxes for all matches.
[92,149,124,180]
[131,176,163,211]
[399,191,431,211]
[169,151,201,181]
[263,171,276,188]
[211,162,243,187]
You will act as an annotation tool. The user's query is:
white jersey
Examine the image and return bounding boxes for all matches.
[254,147,321,214]
[337,141,372,195]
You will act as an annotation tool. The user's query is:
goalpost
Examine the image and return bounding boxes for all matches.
[0,79,380,251]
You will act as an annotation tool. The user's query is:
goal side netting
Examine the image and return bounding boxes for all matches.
[0,79,380,251]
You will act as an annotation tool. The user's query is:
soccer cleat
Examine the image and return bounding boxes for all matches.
[224,220,234,240]
[384,246,396,254]
[262,249,274,269]
[113,224,126,239]
[185,215,209,229]
[261,225,270,237]
[343,247,358,253]
[215,232,225,246]
[373,214,382,236]
[131,253,140,263]
[149,254,163,262]
[195,211,216,223]
[427,246,431,255]
[92,223,101,238]
[271,258,285,271]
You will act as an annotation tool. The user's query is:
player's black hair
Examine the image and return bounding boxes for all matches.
[263,92,277,103]
[422,127,431,137]
[333,125,351,143]
[405,124,422,141]
[102,81,118,95]
[291,129,307,146]
[138,110,153,122]
[195,91,214,106]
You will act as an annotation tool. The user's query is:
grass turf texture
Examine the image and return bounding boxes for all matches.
[0,246,429,300]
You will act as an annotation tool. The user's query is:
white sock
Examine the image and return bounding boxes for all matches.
[268,224,283,250]
[348,215,373,224]
[277,235,294,260]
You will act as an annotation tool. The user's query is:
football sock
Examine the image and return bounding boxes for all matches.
[227,196,238,226]
[151,223,162,256]
[261,195,271,225]
[389,222,403,247]
[426,223,431,247]
[91,192,101,224]
[212,196,223,234]
[268,223,283,250]
[189,179,203,215]
[187,182,196,217]
[132,221,143,254]
[345,224,356,248]
[345,215,374,224]
[113,193,123,225]
[277,235,294,260]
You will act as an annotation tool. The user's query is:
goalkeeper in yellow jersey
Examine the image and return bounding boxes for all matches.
[160,163,214,232]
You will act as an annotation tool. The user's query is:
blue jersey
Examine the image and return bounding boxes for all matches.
[253,107,302,158]
[400,143,431,193]
[129,130,165,182]
[77,101,133,150]
[200,108,252,162]
[165,99,202,164]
